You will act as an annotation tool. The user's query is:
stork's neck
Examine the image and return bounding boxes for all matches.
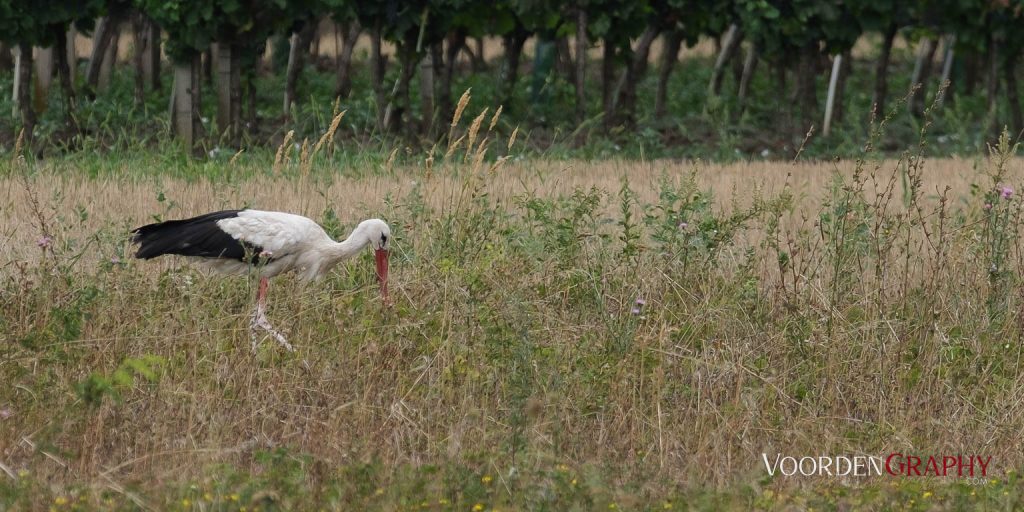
[323,226,372,263]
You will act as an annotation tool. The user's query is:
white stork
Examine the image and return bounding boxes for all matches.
[131,209,391,352]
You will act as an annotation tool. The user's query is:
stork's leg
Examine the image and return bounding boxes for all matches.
[249,277,294,352]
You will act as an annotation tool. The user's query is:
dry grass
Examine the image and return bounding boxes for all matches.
[0,156,1001,266]
[3,100,1024,509]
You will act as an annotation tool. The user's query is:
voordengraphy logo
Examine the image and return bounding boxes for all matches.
[762,453,993,477]
[885,453,993,476]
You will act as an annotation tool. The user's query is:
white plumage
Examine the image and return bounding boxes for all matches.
[132,209,392,351]
[210,211,388,281]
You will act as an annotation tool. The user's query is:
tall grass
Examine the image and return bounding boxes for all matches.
[2,92,1024,510]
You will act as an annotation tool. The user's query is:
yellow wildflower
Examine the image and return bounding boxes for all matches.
[482,475,493,485]
[230,494,240,502]
[923,491,932,499]
[55,497,69,506]
[181,498,191,508]
[472,503,485,511]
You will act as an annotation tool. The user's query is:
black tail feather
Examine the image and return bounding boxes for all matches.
[132,210,265,262]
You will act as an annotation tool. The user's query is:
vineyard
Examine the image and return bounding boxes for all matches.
[0,1,1023,158]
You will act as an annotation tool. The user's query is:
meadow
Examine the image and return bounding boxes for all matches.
[4,94,1024,510]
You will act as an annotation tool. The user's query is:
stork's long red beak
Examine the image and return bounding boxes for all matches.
[375,248,390,305]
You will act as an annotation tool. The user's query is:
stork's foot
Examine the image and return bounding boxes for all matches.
[249,306,294,352]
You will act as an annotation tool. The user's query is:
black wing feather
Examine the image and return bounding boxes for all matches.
[131,210,269,263]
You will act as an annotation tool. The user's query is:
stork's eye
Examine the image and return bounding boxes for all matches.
[381,234,388,247]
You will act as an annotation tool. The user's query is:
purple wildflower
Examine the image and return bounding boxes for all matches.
[631,307,641,315]
[678,222,688,230]
[36,236,53,249]
[110,256,121,264]
[984,203,993,210]
[1000,185,1014,200]
[635,298,646,306]
[0,407,11,420]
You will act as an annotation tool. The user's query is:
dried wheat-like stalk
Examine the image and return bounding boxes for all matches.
[299,138,311,175]
[446,89,471,154]
[385,147,400,173]
[284,138,296,166]
[451,89,471,130]
[12,129,25,168]
[488,105,502,133]
[464,109,488,162]
[313,110,346,157]
[444,135,466,159]
[507,126,519,152]
[474,136,489,163]
[425,143,437,179]
[488,155,510,174]
[274,130,295,173]
[229,149,244,165]
[471,143,487,174]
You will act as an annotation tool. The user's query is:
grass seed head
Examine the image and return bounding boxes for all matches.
[274,130,295,172]
[313,110,346,157]
[13,129,25,167]
[451,89,471,130]
[299,138,312,175]
[445,135,466,160]
[488,156,509,174]
[229,149,245,166]
[489,105,503,133]
[465,109,488,162]
[385,147,400,173]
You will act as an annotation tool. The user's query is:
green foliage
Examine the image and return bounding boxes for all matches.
[4,0,1024,162]
[352,0,457,52]
[617,178,641,263]
[736,0,860,56]
[75,354,165,406]
[136,0,306,61]
[520,187,604,267]
[980,129,1021,319]
[0,0,103,47]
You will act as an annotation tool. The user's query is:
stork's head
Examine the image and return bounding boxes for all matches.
[357,219,391,304]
